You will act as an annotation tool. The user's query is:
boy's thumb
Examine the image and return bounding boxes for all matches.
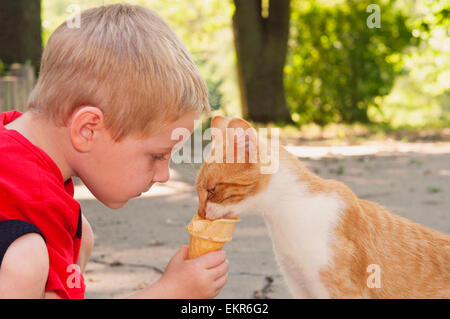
[174,245,190,261]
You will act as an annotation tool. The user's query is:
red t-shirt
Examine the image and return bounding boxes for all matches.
[0,111,85,299]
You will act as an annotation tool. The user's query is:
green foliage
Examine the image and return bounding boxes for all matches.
[41,0,238,116]
[285,0,413,126]
[372,0,450,129]
[40,0,448,129]
[427,187,441,194]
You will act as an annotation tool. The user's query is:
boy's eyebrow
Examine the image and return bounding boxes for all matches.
[154,143,181,153]
[151,135,187,153]
[156,147,173,153]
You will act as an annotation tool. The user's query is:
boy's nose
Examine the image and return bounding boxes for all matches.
[152,163,170,183]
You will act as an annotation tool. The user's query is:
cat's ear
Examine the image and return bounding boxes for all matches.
[211,115,230,131]
[227,118,252,131]
[210,116,230,151]
[228,118,257,146]
[226,118,257,163]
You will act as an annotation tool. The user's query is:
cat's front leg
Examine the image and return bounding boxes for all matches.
[276,252,331,299]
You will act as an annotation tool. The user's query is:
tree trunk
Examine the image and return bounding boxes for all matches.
[0,0,42,72]
[232,0,292,123]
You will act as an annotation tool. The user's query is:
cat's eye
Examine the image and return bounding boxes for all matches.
[207,186,216,199]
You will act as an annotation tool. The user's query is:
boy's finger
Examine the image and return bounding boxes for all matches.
[195,249,226,269]
[214,273,229,290]
[210,258,229,280]
[173,245,190,261]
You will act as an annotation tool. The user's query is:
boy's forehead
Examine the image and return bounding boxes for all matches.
[144,113,198,146]
[169,114,197,131]
[158,114,197,136]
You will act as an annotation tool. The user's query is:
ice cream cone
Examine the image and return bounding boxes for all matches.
[186,213,239,259]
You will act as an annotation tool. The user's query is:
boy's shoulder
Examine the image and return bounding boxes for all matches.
[0,131,53,203]
[0,111,81,240]
[0,114,70,203]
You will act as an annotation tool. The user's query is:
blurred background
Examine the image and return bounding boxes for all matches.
[0,0,449,137]
[0,0,449,299]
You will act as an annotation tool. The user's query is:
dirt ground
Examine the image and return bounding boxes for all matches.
[77,139,450,299]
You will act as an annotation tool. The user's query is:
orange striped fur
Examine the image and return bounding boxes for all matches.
[197,116,450,298]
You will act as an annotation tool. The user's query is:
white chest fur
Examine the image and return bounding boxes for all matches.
[244,165,345,298]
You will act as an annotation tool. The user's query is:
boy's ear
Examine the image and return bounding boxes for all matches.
[70,106,105,152]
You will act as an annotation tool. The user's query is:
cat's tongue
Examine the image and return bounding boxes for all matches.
[222,212,237,220]
[194,212,238,222]
[201,211,237,221]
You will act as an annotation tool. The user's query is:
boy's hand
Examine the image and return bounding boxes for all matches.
[155,245,229,299]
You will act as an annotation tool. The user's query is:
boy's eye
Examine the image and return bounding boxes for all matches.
[152,153,170,161]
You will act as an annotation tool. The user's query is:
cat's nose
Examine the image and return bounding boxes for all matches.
[197,207,206,218]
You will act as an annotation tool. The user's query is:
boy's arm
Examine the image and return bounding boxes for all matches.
[0,233,49,298]
[77,214,94,273]
[126,246,229,299]
[41,215,94,299]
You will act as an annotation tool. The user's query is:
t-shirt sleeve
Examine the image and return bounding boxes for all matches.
[0,219,46,267]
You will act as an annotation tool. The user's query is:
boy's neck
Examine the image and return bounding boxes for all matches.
[5,111,74,182]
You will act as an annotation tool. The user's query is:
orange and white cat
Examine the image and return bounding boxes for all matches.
[196,115,450,298]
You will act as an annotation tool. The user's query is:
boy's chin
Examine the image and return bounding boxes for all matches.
[102,199,128,210]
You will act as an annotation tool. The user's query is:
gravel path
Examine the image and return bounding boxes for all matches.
[79,141,450,298]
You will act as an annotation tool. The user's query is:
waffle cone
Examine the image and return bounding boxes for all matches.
[186,213,239,259]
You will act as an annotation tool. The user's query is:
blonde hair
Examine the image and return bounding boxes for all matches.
[28,3,210,141]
